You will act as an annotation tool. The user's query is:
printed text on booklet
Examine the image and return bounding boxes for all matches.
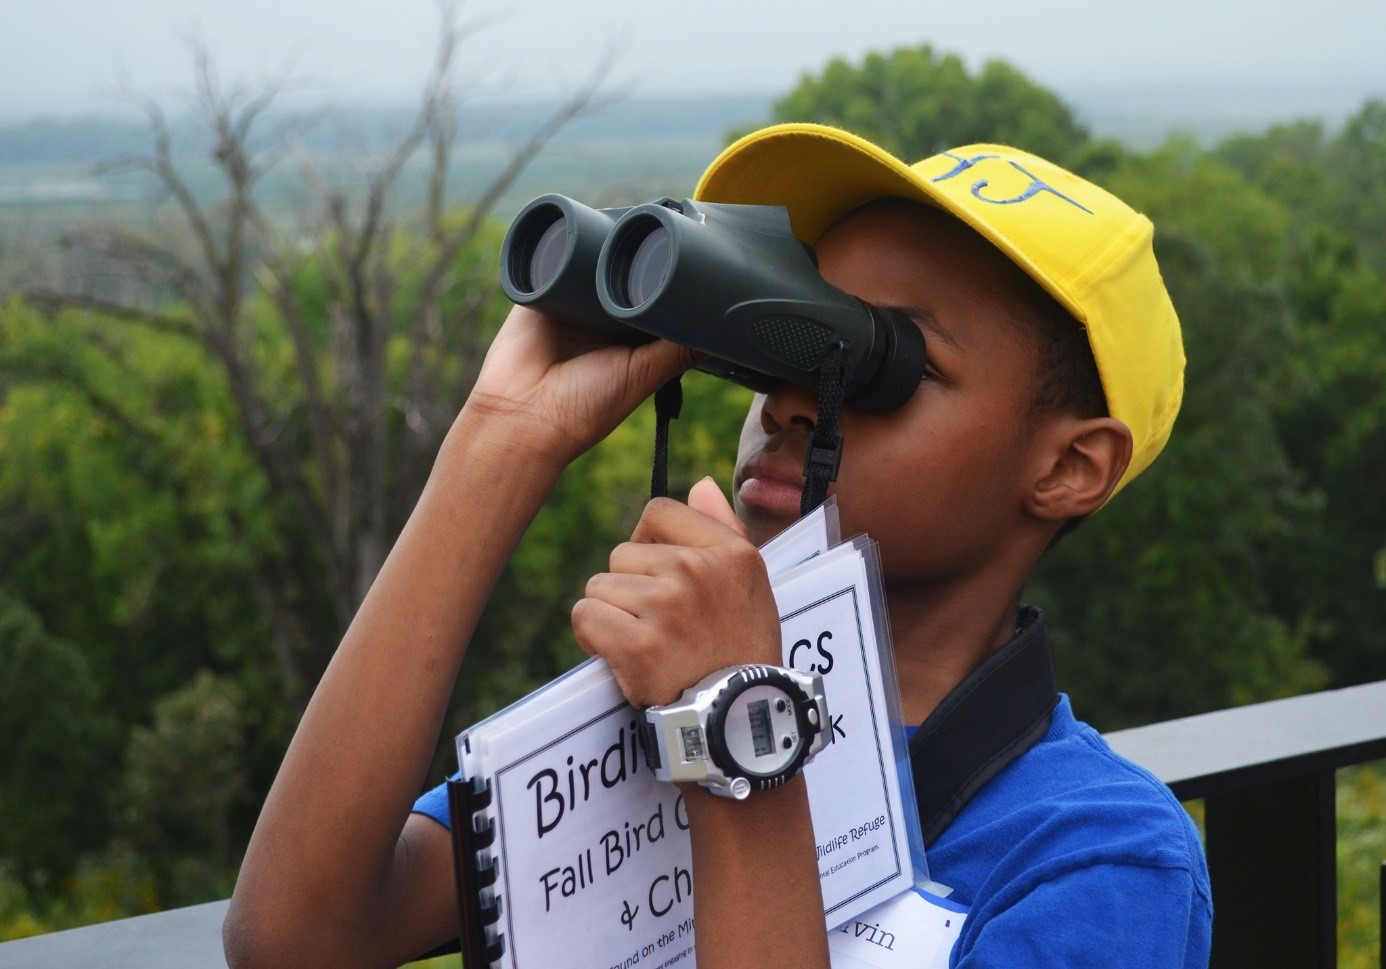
[452,503,916,969]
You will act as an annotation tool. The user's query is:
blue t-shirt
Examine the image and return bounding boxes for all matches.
[927,694,1211,968]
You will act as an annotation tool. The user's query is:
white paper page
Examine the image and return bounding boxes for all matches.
[456,514,912,968]
[775,543,916,923]
[760,496,840,577]
[828,888,967,969]
[465,673,694,969]
[458,660,616,779]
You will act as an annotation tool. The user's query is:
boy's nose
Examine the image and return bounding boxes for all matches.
[758,380,818,434]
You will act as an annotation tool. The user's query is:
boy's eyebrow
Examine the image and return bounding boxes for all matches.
[882,304,966,352]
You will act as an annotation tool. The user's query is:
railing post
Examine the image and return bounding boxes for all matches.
[1204,770,1336,969]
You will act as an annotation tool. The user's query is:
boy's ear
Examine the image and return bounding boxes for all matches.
[1024,416,1134,522]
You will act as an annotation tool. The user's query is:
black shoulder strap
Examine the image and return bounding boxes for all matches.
[909,607,1059,846]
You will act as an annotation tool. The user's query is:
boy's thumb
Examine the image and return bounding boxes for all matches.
[688,477,749,540]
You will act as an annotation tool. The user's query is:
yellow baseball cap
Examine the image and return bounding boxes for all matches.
[694,122,1184,495]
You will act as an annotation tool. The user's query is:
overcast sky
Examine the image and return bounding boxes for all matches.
[4,0,1386,120]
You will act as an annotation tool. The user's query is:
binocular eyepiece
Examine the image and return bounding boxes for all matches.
[499,194,925,413]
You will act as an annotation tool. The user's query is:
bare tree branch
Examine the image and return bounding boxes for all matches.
[59,227,217,316]
[250,244,341,515]
[143,96,225,281]
[412,51,624,333]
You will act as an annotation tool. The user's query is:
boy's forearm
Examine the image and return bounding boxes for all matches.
[270,408,565,836]
[229,405,566,960]
[684,778,831,969]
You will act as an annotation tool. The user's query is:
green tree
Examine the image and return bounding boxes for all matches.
[765,46,1089,164]
[1202,108,1386,691]
[0,297,282,724]
[1193,106,1386,693]
[0,293,302,883]
[1100,137,1293,281]
[1032,230,1329,728]
[1269,227,1386,686]
[1213,119,1329,212]
[115,671,246,901]
[0,592,117,890]
[1321,100,1386,270]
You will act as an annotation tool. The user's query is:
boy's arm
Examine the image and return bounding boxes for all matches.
[682,781,830,969]
[224,307,694,969]
[573,482,832,969]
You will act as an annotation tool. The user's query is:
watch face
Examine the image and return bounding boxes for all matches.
[721,684,803,776]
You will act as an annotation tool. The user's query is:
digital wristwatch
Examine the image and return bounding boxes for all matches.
[640,665,831,800]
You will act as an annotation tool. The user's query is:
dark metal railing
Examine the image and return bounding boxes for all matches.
[2,680,1383,969]
[1106,678,1386,969]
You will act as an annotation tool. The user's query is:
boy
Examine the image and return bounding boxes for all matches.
[225,124,1212,968]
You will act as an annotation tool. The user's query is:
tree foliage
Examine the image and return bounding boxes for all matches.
[765,45,1090,164]
[1032,230,1329,726]
[116,671,247,901]
[1202,99,1386,695]
[1271,227,1386,685]
[0,592,116,890]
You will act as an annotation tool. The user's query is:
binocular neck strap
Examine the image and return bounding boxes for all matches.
[649,377,684,500]
[801,344,849,517]
[647,347,843,513]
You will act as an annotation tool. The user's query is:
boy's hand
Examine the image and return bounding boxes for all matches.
[573,478,782,707]
[461,304,695,465]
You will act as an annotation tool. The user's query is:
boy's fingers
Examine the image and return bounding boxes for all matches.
[608,541,682,576]
[629,493,746,548]
[571,596,641,656]
[686,477,749,541]
[624,340,700,409]
[583,572,662,616]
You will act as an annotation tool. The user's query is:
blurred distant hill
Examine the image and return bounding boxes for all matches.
[3,79,1381,163]
[0,95,769,225]
[0,95,772,166]
[1064,78,1385,147]
[0,81,1380,221]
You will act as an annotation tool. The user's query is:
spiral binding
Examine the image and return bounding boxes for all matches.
[449,776,508,967]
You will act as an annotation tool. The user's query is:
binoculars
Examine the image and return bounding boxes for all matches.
[499,195,926,413]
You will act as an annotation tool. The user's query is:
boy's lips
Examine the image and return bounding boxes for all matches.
[736,453,806,516]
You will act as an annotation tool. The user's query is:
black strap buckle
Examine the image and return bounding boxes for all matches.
[803,440,844,483]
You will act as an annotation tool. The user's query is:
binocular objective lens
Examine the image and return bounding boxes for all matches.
[626,227,672,308]
[526,216,569,293]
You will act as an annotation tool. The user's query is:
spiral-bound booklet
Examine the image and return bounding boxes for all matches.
[447,502,925,969]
